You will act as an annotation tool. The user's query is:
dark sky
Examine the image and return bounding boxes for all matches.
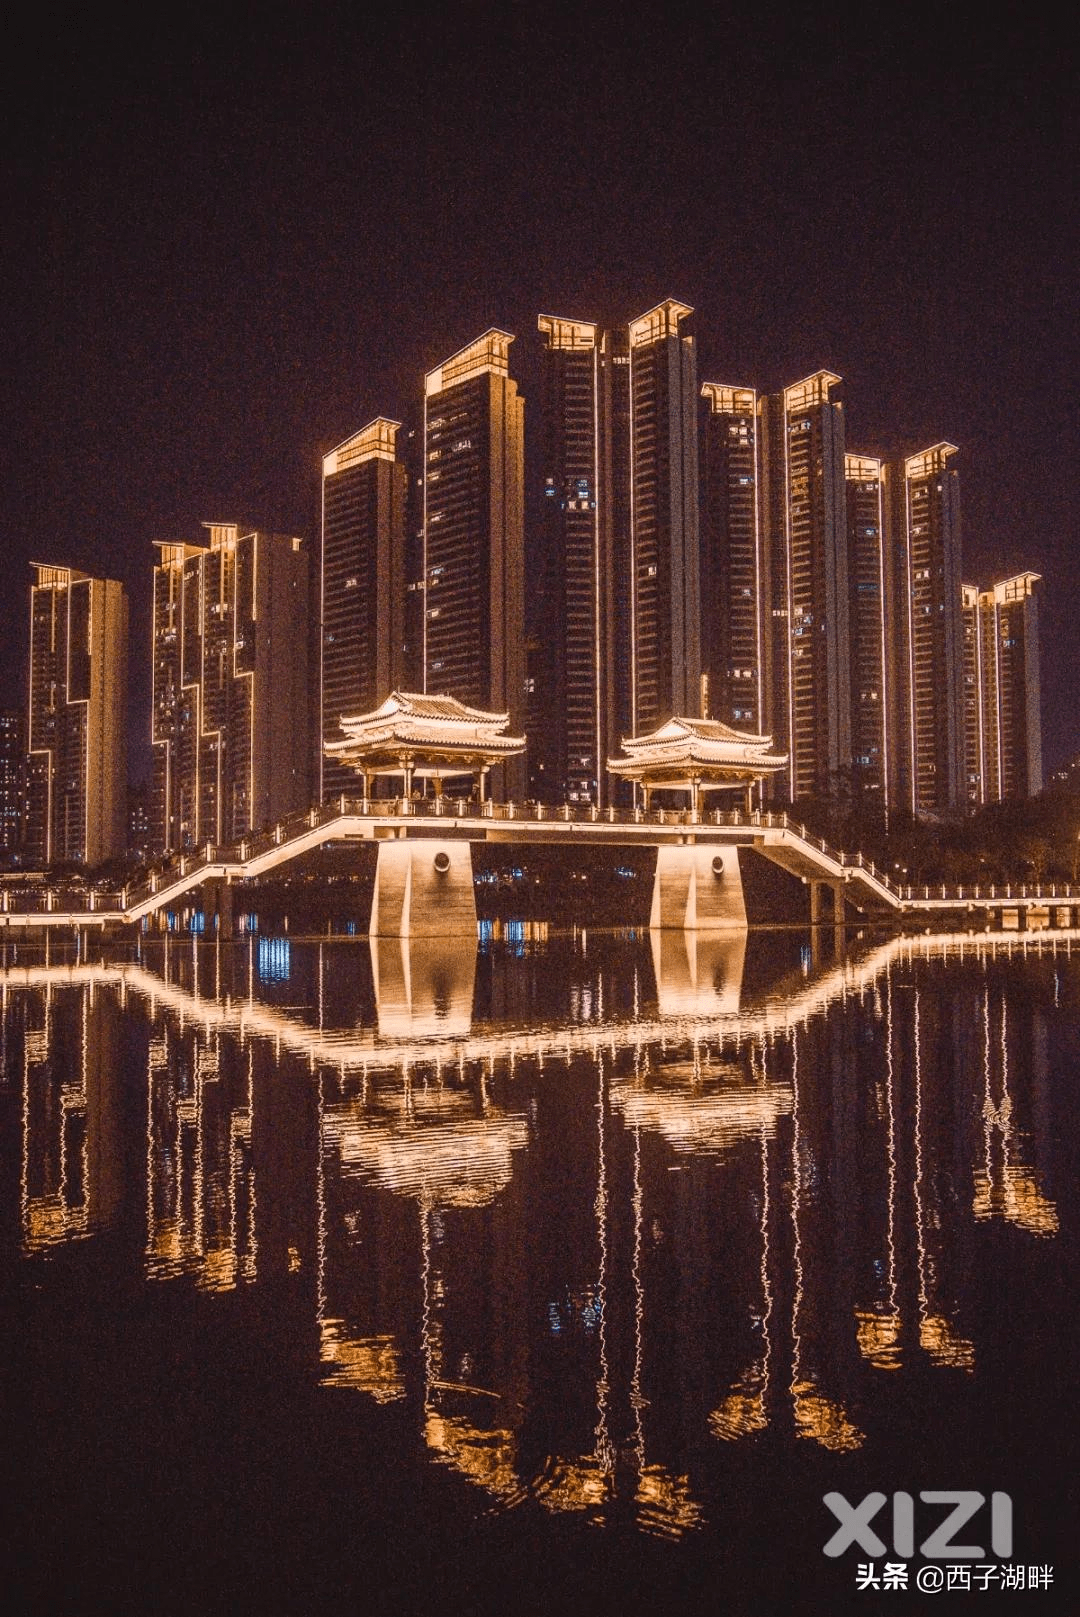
[2,2,1076,775]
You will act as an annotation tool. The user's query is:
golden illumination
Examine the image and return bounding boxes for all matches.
[537,314,598,350]
[791,1380,864,1451]
[323,417,400,477]
[710,1371,768,1441]
[700,383,756,414]
[972,1166,1059,1236]
[783,371,841,412]
[424,1411,519,1500]
[854,1310,902,1371]
[628,298,693,348]
[536,1456,615,1514]
[424,328,514,396]
[904,442,958,479]
[918,1315,975,1370]
[202,521,240,551]
[320,1324,405,1400]
[844,453,882,481]
[634,1465,703,1541]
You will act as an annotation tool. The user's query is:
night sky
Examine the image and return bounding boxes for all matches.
[3,3,1076,779]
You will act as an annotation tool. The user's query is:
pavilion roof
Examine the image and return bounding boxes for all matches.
[325,691,525,765]
[607,715,787,784]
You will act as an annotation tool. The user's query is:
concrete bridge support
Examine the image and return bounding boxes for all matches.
[809,879,844,927]
[369,839,477,938]
[205,880,235,941]
[650,845,747,931]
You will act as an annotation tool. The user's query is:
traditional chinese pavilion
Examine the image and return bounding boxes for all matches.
[607,716,787,811]
[325,691,525,800]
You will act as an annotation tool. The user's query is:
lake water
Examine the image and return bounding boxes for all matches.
[2,926,1076,1614]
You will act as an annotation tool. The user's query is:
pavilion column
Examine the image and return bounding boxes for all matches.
[478,766,489,804]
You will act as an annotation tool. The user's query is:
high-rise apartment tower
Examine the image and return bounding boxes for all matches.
[891,444,964,814]
[320,418,408,798]
[25,564,128,867]
[151,524,309,853]
[700,383,763,732]
[626,300,701,734]
[844,453,890,806]
[422,330,525,791]
[760,372,850,801]
[961,572,1042,803]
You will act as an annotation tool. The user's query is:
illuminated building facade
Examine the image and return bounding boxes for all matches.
[627,300,701,734]
[25,564,128,868]
[961,572,1042,803]
[422,331,525,794]
[891,444,964,814]
[844,454,890,805]
[151,523,309,853]
[700,384,763,732]
[0,708,25,856]
[532,316,626,804]
[532,301,699,803]
[760,372,850,801]
[320,418,408,799]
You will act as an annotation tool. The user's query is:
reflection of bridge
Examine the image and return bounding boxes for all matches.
[11,929,1064,1538]
[3,797,1079,933]
[4,927,1077,1071]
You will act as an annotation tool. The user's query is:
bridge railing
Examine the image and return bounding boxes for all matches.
[9,794,1080,921]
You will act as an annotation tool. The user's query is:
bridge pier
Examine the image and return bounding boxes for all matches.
[809,879,844,927]
[205,880,235,941]
[650,844,747,931]
[369,839,477,938]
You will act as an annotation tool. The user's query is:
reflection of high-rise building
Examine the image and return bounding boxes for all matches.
[961,572,1042,803]
[151,523,309,853]
[760,372,849,801]
[844,454,890,805]
[700,385,763,733]
[320,419,408,799]
[422,331,525,796]
[25,564,128,867]
[0,708,25,856]
[890,444,964,814]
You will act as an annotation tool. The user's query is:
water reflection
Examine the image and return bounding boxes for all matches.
[2,928,1072,1547]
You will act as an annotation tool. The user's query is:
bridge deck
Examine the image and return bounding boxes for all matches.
[1,799,1076,929]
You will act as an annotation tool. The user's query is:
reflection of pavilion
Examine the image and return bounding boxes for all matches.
[327,1087,528,1209]
[4,930,1071,1535]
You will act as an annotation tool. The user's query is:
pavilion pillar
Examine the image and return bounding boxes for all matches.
[369,839,477,938]
[650,845,747,931]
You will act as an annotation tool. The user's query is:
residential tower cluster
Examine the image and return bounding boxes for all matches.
[4,300,1043,869]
